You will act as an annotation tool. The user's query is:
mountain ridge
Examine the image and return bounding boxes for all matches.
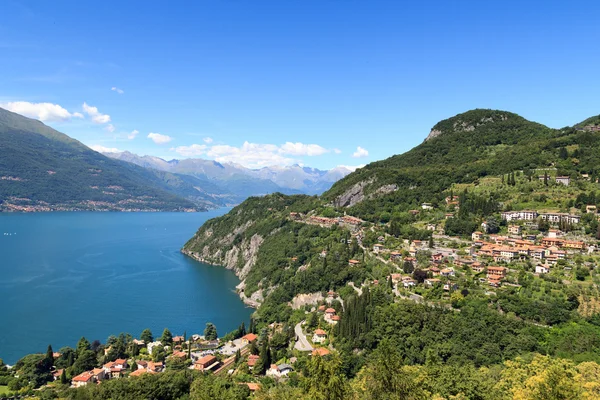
[102,150,353,197]
[0,107,206,211]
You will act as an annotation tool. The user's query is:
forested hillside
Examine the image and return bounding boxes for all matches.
[0,107,204,211]
[178,108,600,399]
[325,109,600,221]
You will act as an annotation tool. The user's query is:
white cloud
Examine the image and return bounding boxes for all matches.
[148,132,173,144]
[82,102,111,124]
[173,142,292,168]
[173,140,332,169]
[336,164,365,172]
[0,101,84,122]
[172,143,207,157]
[105,124,115,133]
[203,137,213,144]
[209,142,294,168]
[128,129,139,140]
[280,142,328,156]
[89,144,122,153]
[111,86,124,94]
[352,146,369,158]
[333,148,342,154]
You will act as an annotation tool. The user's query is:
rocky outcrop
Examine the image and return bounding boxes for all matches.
[426,114,510,142]
[289,292,324,310]
[333,178,374,208]
[425,129,443,141]
[372,184,398,197]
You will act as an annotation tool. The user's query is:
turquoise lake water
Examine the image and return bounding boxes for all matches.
[0,210,252,364]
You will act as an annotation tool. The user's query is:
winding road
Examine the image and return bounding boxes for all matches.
[294,321,314,352]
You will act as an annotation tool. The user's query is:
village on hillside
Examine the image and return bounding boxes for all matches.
[285,172,600,323]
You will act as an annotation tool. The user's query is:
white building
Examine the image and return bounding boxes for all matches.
[501,210,538,222]
[535,265,550,274]
[147,341,163,355]
[312,329,327,344]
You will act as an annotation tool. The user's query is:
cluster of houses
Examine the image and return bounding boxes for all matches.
[71,358,168,387]
[377,221,590,293]
[500,210,581,224]
[388,261,509,291]
[473,228,586,267]
[289,212,364,231]
[317,305,340,324]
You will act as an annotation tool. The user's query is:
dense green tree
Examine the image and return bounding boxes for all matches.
[42,344,54,371]
[140,329,153,344]
[355,339,426,399]
[160,328,173,346]
[152,346,166,363]
[204,323,218,341]
[71,350,97,375]
[76,337,91,356]
[60,369,68,384]
[305,354,349,400]
[256,339,271,375]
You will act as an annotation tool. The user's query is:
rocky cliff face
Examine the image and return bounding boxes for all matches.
[183,218,267,307]
[332,178,374,208]
[425,128,443,141]
[332,178,399,208]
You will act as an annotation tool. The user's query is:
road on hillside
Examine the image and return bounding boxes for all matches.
[294,321,314,352]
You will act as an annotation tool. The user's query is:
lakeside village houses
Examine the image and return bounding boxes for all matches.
[68,327,313,388]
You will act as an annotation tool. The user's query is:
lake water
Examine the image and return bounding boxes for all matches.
[0,210,252,364]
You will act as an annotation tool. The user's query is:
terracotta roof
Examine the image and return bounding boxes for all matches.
[130,369,156,377]
[325,308,336,313]
[245,382,261,391]
[314,329,327,335]
[72,371,94,382]
[242,333,258,342]
[312,347,330,356]
[197,355,217,365]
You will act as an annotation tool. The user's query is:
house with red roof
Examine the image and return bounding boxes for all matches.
[312,329,327,344]
[241,333,258,345]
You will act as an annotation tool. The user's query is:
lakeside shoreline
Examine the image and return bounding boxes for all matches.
[181,249,260,309]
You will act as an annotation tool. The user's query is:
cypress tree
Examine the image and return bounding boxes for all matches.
[41,344,54,371]
[60,369,68,384]
[130,360,138,372]
[257,340,271,375]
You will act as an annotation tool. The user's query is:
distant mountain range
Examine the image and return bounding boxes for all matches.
[102,151,353,203]
[0,106,352,212]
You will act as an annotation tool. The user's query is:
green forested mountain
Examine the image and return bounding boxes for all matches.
[0,107,215,211]
[325,109,600,221]
[178,108,600,399]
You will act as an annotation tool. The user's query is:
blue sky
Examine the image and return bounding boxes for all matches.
[1,0,599,170]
